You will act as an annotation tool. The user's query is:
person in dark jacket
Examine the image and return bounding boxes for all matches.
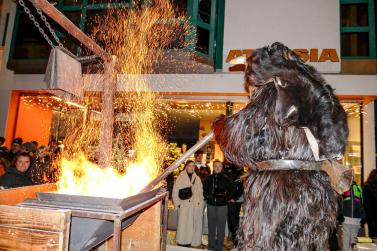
[364,169,377,238]
[6,138,22,163]
[0,152,33,189]
[224,161,244,245]
[194,150,211,182]
[203,160,235,251]
[341,181,365,251]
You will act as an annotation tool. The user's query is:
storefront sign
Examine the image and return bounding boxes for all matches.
[225,48,340,71]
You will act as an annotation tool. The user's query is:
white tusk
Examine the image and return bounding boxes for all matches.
[286,105,297,118]
[229,56,247,65]
[274,77,286,87]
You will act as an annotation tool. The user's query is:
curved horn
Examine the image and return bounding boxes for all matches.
[229,55,247,65]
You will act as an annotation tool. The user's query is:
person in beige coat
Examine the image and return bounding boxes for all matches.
[173,160,204,247]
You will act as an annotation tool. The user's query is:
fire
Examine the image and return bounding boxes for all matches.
[57,154,157,198]
[55,0,193,197]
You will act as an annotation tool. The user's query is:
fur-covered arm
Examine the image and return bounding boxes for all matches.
[212,114,227,144]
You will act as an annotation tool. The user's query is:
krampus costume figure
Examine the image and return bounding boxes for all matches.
[213,42,349,251]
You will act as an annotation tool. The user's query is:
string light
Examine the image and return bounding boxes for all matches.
[20,95,64,111]
[20,95,87,112]
[20,95,362,120]
[342,103,366,118]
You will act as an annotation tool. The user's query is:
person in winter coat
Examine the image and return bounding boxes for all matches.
[0,152,32,189]
[204,160,236,251]
[364,169,377,238]
[340,180,366,251]
[224,161,244,245]
[172,160,204,247]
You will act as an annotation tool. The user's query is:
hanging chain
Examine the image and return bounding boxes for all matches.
[33,5,64,48]
[17,0,100,62]
[18,0,56,48]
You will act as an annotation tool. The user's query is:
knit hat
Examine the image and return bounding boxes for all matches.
[12,138,23,145]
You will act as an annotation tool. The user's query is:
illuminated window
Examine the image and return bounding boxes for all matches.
[342,102,363,185]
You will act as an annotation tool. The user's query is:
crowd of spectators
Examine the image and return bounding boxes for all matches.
[0,136,62,189]
[172,151,244,251]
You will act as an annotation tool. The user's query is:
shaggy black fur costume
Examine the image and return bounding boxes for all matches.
[212,42,348,251]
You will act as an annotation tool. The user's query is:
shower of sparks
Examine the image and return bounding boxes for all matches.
[56,0,195,198]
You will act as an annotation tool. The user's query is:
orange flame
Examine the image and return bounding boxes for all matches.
[57,154,158,198]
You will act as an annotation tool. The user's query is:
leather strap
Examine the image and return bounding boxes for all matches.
[255,159,322,171]
[302,127,321,161]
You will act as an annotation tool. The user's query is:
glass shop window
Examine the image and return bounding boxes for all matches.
[164,100,228,163]
[341,102,363,185]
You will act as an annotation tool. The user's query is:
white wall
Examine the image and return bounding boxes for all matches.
[0,0,16,136]
[223,0,341,73]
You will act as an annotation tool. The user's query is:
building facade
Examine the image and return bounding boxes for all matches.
[0,0,376,182]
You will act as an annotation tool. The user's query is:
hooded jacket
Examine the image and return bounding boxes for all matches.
[342,182,365,219]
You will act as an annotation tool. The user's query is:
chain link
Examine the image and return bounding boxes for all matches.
[18,0,56,48]
[33,5,64,48]
[17,0,99,62]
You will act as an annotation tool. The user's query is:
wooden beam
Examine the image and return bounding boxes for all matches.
[98,56,116,167]
[0,183,56,206]
[30,0,111,61]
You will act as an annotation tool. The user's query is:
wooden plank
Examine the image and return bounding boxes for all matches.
[104,202,162,251]
[0,226,62,251]
[0,206,71,251]
[0,183,56,206]
[30,0,111,61]
[0,206,70,232]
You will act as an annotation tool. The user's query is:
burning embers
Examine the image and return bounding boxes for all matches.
[57,154,158,198]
